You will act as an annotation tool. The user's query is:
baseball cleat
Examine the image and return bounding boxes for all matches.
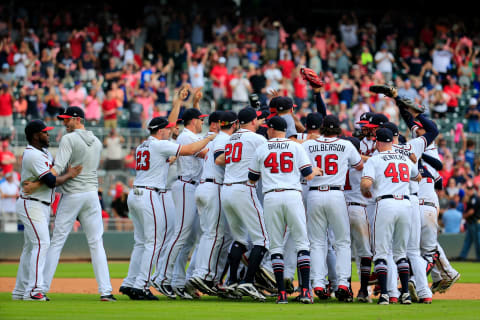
[439,273,461,293]
[25,293,47,301]
[419,297,433,304]
[184,281,201,299]
[173,287,194,300]
[285,278,295,294]
[313,287,329,300]
[357,290,370,303]
[408,280,419,303]
[236,282,266,302]
[224,282,240,293]
[299,288,314,304]
[143,289,159,300]
[119,286,135,300]
[378,294,389,305]
[400,293,412,305]
[369,85,397,98]
[100,294,117,302]
[44,295,50,301]
[12,294,23,301]
[430,280,444,294]
[153,283,176,299]
[389,297,398,304]
[130,288,146,300]
[276,291,288,304]
[189,277,216,295]
[335,285,353,303]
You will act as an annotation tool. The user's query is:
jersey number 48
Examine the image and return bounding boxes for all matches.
[384,162,409,183]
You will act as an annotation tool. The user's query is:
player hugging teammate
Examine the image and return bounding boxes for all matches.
[14,75,460,305]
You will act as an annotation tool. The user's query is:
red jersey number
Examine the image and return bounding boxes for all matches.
[384,162,409,183]
[264,152,294,173]
[315,154,338,175]
[225,142,242,164]
[136,151,150,171]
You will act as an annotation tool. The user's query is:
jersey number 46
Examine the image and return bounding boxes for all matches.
[264,152,293,173]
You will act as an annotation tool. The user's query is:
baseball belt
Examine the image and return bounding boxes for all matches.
[201,178,223,185]
[309,185,343,191]
[223,181,248,186]
[346,202,366,207]
[419,199,436,207]
[264,188,300,194]
[376,194,410,202]
[20,195,50,206]
[178,176,198,185]
[134,186,167,193]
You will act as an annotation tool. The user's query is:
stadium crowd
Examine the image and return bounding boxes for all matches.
[0,3,480,258]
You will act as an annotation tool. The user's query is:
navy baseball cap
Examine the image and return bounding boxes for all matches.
[322,115,340,129]
[258,108,271,120]
[270,96,294,111]
[376,128,393,142]
[266,116,287,132]
[365,113,388,128]
[398,134,407,144]
[356,112,374,125]
[306,112,323,130]
[25,119,54,139]
[238,107,262,124]
[342,136,361,151]
[182,108,208,123]
[219,111,238,126]
[148,117,175,130]
[381,121,399,136]
[57,106,85,119]
[208,111,224,125]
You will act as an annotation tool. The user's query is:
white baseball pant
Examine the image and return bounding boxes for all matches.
[13,199,51,298]
[307,190,351,288]
[42,191,112,296]
[193,182,226,281]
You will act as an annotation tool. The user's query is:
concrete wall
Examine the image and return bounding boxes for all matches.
[0,232,475,261]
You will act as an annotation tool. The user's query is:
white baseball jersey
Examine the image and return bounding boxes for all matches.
[223,128,267,184]
[303,136,362,187]
[362,151,419,198]
[20,145,54,203]
[176,128,204,181]
[201,131,230,183]
[249,138,312,193]
[133,136,181,189]
[344,167,367,204]
[360,137,376,156]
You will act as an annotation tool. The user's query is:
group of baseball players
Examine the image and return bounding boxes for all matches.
[13,68,461,305]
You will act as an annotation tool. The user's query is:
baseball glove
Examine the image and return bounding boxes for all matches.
[369,85,397,98]
[397,97,425,113]
[300,67,324,88]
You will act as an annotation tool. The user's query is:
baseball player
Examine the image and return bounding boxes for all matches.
[121,114,216,300]
[248,116,322,304]
[302,115,363,302]
[154,108,210,300]
[41,106,115,301]
[216,106,268,301]
[190,111,238,294]
[357,112,378,157]
[12,120,81,301]
[361,128,421,305]
[342,136,372,302]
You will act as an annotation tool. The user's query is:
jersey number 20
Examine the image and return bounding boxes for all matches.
[225,143,242,164]
[136,151,150,171]
[264,152,293,173]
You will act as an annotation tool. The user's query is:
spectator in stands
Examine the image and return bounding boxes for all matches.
[249,66,267,106]
[443,75,462,113]
[375,43,394,83]
[210,57,228,105]
[109,181,130,231]
[0,140,15,176]
[230,67,252,111]
[264,60,283,92]
[0,64,14,85]
[458,184,480,261]
[187,44,208,89]
[0,84,13,130]
[124,148,136,175]
[466,98,480,133]
[104,129,125,170]
[43,81,63,122]
[397,78,418,102]
[339,12,359,50]
[25,84,40,119]
[430,87,448,118]
[85,87,102,121]
[0,171,19,232]
[102,90,119,129]
[465,140,476,173]
[65,80,87,110]
[260,18,280,61]
[432,41,453,80]
[442,200,463,234]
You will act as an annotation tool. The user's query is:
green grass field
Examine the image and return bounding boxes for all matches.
[1,261,479,283]
[1,262,479,320]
